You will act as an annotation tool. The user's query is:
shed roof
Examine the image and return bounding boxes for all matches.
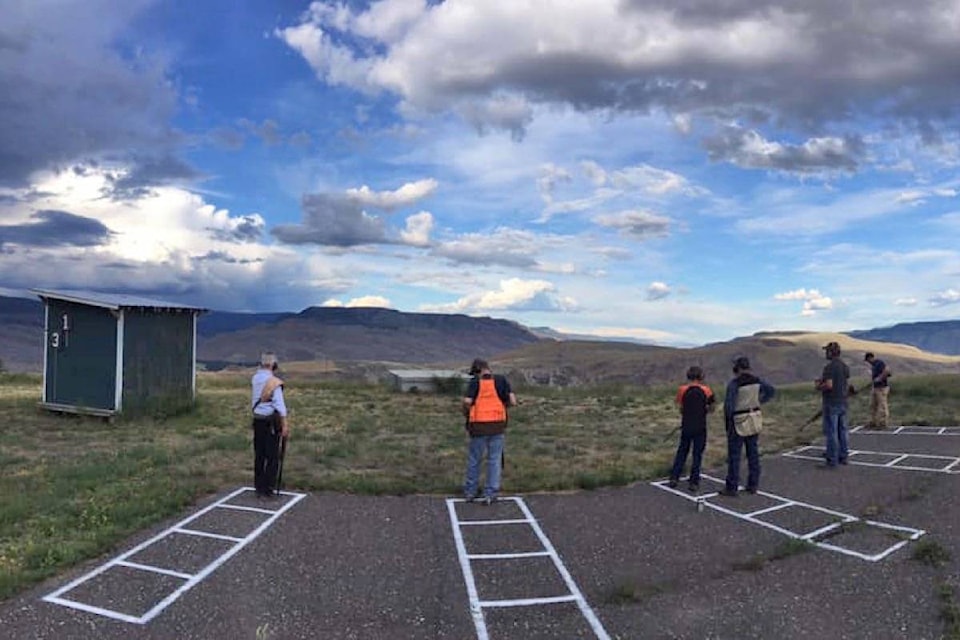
[388,369,469,379]
[33,289,208,313]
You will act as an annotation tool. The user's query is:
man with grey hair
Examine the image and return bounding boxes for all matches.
[251,352,289,497]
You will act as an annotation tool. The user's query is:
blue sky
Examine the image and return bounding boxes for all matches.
[2,0,960,346]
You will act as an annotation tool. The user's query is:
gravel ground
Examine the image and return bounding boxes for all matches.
[1,431,957,639]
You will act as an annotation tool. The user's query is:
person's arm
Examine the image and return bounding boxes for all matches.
[876,362,891,384]
[706,387,717,413]
[723,382,737,426]
[759,380,776,404]
[462,378,479,417]
[273,386,290,437]
[815,364,833,392]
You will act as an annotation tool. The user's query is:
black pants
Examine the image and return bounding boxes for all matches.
[253,417,281,494]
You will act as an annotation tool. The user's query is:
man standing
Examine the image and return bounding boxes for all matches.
[864,352,891,430]
[251,352,289,497]
[668,365,716,493]
[816,342,851,468]
[462,358,517,505]
[722,356,775,497]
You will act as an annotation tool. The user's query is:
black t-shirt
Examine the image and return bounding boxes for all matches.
[821,359,850,405]
[680,385,712,435]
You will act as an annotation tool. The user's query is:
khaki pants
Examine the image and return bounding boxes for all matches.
[869,386,890,429]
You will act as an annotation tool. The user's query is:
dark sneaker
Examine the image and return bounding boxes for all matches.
[464,495,477,503]
[746,486,758,494]
[719,488,739,497]
[481,496,498,506]
[688,483,699,493]
[839,458,848,465]
[667,478,679,489]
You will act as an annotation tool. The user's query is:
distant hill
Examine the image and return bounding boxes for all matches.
[492,331,960,387]
[2,294,958,386]
[847,320,960,356]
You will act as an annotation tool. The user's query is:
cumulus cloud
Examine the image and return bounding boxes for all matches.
[610,164,703,196]
[929,288,960,307]
[704,127,863,173]
[400,211,433,247]
[346,178,438,210]
[537,164,572,204]
[775,287,833,315]
[646,281,671,300]
[278,0,960,141]
[593,210,671,239]
[431,228,542,268]
[273,181,438,248]
[322,295,392,308]
[421,277,577,313]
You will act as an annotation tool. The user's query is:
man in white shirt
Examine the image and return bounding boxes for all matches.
[251,352,289,497]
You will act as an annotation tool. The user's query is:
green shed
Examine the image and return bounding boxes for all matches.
[34,290,207,417]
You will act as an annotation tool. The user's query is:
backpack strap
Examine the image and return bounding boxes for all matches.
[254,375,284,410]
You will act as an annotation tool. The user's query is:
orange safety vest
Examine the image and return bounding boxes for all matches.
[468,378,507,434]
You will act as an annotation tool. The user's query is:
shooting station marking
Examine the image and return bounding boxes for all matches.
[651,474,924,562]
[43,487,306,624]
[784,445,960,474]
[446,496,611,640]
[850,425,960,436]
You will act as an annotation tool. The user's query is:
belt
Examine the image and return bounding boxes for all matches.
[732,408,761,415]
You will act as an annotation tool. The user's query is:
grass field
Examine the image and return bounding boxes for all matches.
[2,370,959,600]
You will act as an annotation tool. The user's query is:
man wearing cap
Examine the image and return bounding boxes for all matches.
[251,352,289,497]
[721,356,776,496]
[461,358,517,505]
[815,342,851,467]
[864,352,891,430]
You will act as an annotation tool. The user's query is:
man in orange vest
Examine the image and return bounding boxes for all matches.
[462,358,517,505]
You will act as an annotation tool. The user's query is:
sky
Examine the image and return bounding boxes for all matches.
[2,0,960,347]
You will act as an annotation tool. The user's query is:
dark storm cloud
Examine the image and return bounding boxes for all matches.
[103,155,204,200]
[206,215,265,244]
[704,126,864,173]
[0,210,113,248]
[0,0,184,188]
[272,193,389,247]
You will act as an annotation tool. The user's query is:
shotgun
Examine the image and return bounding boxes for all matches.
[275,433,287,494]
[800,382,872,431]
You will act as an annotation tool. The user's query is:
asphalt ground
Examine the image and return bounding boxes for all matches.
[2,427,959,639]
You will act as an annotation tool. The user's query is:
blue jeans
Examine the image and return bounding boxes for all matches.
[464,434,505,499]
[670,431,707,484]
[822,403,849,466]
[726,430,760,491]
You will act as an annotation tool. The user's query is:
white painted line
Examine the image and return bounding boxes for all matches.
[480,595,580,608]
[783,445,960,475]
[459,518,532,526]
[447,497,611,640]
[745,503,793,518]
[651,473,925,562]
[850,425,960,436]
[43,487,306,624]
[446,499,489,640]
[173,528,244,542]
[114,561,193,580]
[885,455,909,467]
[513,498,611,640]
[467,551,552,560]
[218,504,278,515]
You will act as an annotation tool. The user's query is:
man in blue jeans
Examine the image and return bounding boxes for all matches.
[721,356,776,496]
[816,341,853,467]
[461,358,517,505]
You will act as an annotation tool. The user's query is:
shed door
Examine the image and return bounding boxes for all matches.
[45,302,117,411]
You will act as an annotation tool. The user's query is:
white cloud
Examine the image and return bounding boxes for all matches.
[322,295,392,308]
[421,277,577,313]
[346,178,438,210]
[647,281,671,300]
[775,287,832,316]
[399,211,433,246]
[593,210,671,239]
[894,297,918,306]
[774,288,824,301]
[930,288,960,306]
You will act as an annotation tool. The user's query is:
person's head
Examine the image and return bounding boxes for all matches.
[732,356,750,374]
[468,358,489,376]
[260,352,278,371]
[686,365,704,381]
[864,352,875,364]
[823,341,841,359]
